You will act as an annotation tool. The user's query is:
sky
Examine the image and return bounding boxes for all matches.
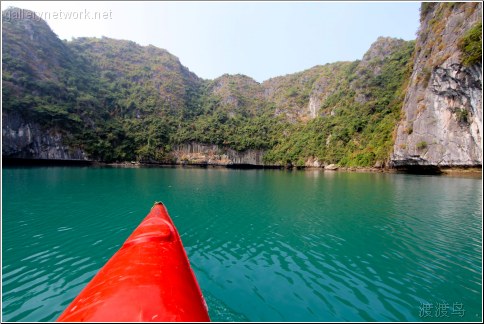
[2,1,421,82]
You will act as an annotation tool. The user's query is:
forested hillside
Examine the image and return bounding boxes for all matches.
[2,4,481,169]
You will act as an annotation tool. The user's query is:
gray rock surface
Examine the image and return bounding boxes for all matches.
[391,3,482,167]
[170,142,265,166]
[325,164,338,170]
[2,112,89,160]
[306,37,407,119]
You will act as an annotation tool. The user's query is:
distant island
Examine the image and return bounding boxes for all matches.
[2,3,482,172]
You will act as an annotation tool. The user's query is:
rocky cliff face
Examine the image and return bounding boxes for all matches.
[391,3,482,168]
[304,62,351,120]
[3,5,481,169]
[2,112,88,160]
[170,142,265,166]
[261,37,409,122]
[352,37,408,101]
[209,74,264,117]
[262,66,326,121]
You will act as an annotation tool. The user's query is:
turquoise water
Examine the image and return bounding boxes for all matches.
[2,167,482,322]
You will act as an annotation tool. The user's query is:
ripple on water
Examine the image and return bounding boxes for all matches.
[2,168,482,322]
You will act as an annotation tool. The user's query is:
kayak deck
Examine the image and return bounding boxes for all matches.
[57,202,210,322]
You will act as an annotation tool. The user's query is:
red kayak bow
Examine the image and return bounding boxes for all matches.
[57,202,210,322]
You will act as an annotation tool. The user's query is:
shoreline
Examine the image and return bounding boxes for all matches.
[3,158,481,178]
[102,161,483,178]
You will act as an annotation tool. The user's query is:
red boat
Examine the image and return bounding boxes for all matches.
[57,202,210,322]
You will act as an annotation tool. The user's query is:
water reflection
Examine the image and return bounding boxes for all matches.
[2,168,482,322]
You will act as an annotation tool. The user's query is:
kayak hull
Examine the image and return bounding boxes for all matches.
[57,203,210,322]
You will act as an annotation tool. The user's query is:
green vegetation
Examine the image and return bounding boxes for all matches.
[455,108,469,124]
[2,7,415,167]
[458,22,482,66]
[416,141,428,150]
[417,2,480,83]
[264,40,416,167]
[420,3,437,22]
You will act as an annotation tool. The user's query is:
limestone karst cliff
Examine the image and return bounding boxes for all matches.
[391,2,482,168]
[170,142,265,166]
[2,4,482,169]
[2,112,88,160]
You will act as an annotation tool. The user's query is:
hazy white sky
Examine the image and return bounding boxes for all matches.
[2,1,421,82]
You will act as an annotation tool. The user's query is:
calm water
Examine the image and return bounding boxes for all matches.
[2,167,482,322]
